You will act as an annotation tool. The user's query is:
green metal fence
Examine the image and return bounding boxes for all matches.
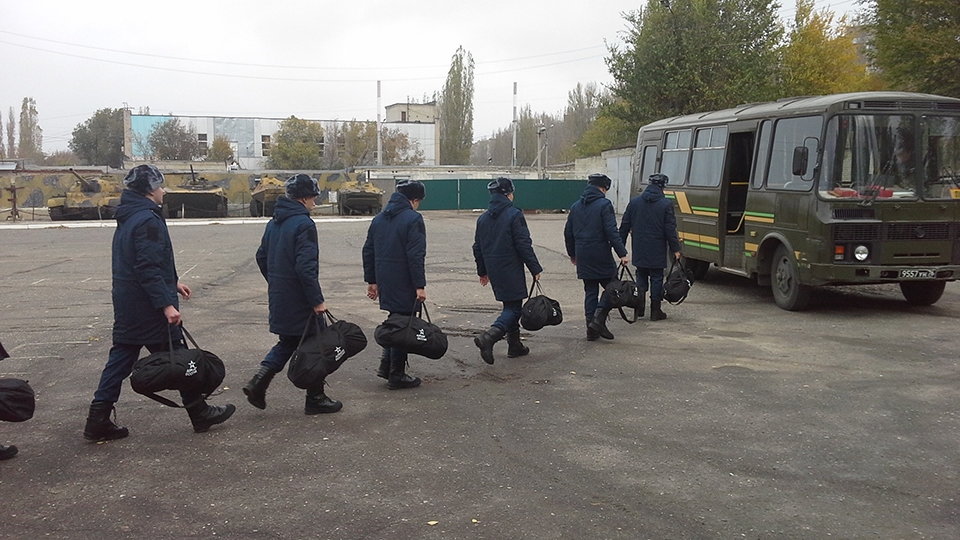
[416,179,587,211]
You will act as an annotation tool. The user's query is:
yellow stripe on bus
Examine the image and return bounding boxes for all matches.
[666,190,693,214]
[678,232,719,246]
[744,215,775,224]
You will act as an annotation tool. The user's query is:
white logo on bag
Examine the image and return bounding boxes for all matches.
[416,329,427,342]
[334,346,345,361]
[185,360,198,377]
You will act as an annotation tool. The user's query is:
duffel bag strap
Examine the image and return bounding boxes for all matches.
[617,306,639,324]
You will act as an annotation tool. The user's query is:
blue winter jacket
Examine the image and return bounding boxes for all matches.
[473,193,543,302]
[111,189,182,345]
[563,184,628,280]
[362,192,427,314]
[256,196,325,336]
[619,184,682,269]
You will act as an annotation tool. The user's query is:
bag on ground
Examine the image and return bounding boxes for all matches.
[520,280,563,331]
[287,311,367,390]
[604,265,644,309]
[0,378,35,422]
[374,301,448,359]
[663,258,695,305]
[130,325,226,408]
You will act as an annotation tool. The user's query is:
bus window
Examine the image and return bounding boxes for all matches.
[920,116,960,200]
[662,129,691,185]
[640,145,657,183]
[820,115,918,200]
[689,126,727,187]
[768,116,821,191]
[752,120,771,189]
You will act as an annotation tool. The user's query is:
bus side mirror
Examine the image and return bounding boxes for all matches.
[792,146,809,176]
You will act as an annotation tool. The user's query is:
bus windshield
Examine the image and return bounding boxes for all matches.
[821,114,960,201]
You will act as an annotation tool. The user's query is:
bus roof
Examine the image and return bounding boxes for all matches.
[641,92,960,131]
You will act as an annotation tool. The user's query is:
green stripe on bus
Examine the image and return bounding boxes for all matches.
[744,211,775,218]
[691,206,719,212]
[682,240,720,251]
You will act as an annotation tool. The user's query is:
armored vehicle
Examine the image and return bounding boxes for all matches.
[162,166,229,218]
[249,175,285,217]
[47,170,122,220]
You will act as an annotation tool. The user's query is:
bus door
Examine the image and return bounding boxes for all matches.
[719,129,754,270]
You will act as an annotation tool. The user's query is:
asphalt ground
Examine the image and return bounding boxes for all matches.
[1,211,959,539]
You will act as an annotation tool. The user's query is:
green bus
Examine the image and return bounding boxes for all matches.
[632,92,960,310]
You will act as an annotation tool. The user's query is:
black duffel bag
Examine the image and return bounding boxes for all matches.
[663,258,695,305]
[130,325,226,408]
[605,265,644,309]
[0,378,35,423]
[374,301,448,359]
[520,280,562,331]
[287,311,367,390]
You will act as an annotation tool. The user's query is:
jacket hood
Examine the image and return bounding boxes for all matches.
[115,189,162,224]
[580,184,607,205]
[641,183,665,202]
[382,191,413,219]
[272,196,310,223]
[486,192,513,218]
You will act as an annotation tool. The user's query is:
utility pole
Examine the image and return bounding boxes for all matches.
[377,80,383,166]
[511,82,517,168]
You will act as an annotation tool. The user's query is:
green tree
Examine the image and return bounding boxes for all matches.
[576,100,638,156]
[381,126,424,166]
[207,136,234,163]
[69,108,126,168]
[267,116,325,170]
[607,0,783,131]
[43,150,79,166]
[6,107,15,158]
[781,0,881,96]
[18,97,43,161]
[148,118,198,161]
[864,0,960,96]
[439,46,475,165]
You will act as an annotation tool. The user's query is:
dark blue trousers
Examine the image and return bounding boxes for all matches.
[94,341,196,404]
[492,299,523,332]
[636,267,665,302]
[582,278,612,321]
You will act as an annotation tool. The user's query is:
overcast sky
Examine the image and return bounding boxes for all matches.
[0,0,859,153]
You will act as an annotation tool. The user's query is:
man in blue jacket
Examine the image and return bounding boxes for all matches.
[244,174,343,415]
[84,165,235,441]
[472,178,543,364]
[564,174,629,340]
[619,173,682,321]
[362,180,427,390]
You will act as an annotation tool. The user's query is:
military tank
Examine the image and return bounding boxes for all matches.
[47,169,122,220]
[249,175,285,217]
[162,166,229,218]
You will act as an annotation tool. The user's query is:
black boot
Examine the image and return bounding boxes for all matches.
[474,326,505,365]
[186,400,236,433]
[387,353,421,390]
[650,300,667,321]
[586,317,599,341]
[636,292,646,318]
[83,401,129,441]
[305,387,343,415]
[0,445,18,460]
[376,347,390,379]
[588,308,614,340]
[506,329,529,358]
[242,366,277,410]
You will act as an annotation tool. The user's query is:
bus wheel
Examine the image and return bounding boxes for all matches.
[899,281,945,306]
[683,257,710,281]
[771,245,812,311]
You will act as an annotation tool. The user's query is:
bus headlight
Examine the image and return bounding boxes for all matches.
[854,245,869,261]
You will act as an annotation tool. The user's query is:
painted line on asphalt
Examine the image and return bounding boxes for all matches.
[0,216,373,230]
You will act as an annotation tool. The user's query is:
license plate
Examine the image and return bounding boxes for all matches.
[899,269,935,279]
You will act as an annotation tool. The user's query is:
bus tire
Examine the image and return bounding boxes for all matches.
[899,281,945,306]
[683,257,710,281]
[771,244,812,311]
